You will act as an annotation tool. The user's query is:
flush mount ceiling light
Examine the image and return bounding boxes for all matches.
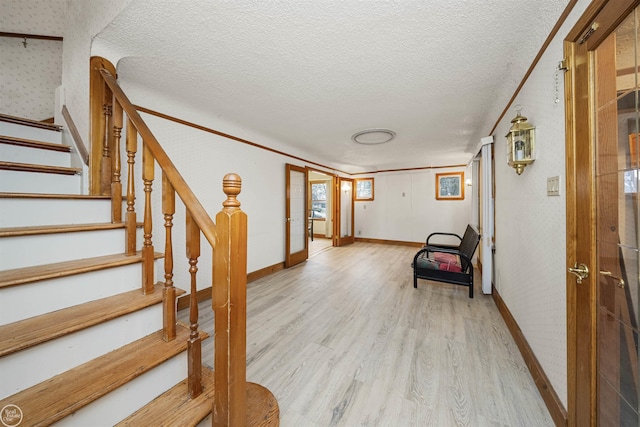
[351,129,396,145]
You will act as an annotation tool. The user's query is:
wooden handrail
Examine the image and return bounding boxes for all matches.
[98,68,217,247]
[92,62,278,424]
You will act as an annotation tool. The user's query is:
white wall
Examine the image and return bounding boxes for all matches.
[492,0,592,408]
[117,79,346,292]
[62,0,134,141]
[355,167,472,245]
[0,0,65,120]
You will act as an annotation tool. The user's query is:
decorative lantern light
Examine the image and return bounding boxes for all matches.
[506,105,535,175]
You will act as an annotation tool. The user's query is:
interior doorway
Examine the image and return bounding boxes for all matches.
[308,169,335,256]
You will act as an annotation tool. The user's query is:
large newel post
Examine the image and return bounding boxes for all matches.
[213,173,247,427]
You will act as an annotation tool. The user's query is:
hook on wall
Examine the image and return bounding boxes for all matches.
[557,60,568,72]
[22,37,27,48]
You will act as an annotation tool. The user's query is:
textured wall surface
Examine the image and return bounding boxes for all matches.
[0,0,66,35]
[62,0,134,142]
[0,0,65,120]
[493,0,592,408]
[0,38,62,120]
[355,168,472,244]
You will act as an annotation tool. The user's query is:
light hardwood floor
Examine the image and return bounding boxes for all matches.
[179,242,554,426]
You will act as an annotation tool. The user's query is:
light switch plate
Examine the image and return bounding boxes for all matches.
[547,176,560,196]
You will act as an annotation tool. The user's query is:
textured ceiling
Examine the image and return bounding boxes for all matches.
[95,0,569,173]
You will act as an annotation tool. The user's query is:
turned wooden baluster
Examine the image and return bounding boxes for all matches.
[111,100,123,223]
[141,142,155,294]
[125,118,137,255]
[213,173,247,427]
[162,172,177,341]
[186,211,202,398]
[100,104,112,195]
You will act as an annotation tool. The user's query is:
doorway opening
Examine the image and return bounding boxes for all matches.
[308,170,334,256]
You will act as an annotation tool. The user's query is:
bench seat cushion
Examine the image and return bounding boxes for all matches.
[415,254,462,272]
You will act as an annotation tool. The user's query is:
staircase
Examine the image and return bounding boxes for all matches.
[0,114,218,426]
[0,61,279,425]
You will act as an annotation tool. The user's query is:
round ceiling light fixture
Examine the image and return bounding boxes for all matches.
[351,128,396,145]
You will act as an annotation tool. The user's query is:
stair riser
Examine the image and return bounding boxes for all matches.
[0,305,163,398]
[0,198,112,227]
[0,229,142,270]
[0,143,71,168]
[0,169,82,194]
[55,354,188,427]
[0,264,146,325]
[0,122,62,145]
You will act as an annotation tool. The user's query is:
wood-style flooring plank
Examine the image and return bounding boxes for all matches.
[180,242,555,426]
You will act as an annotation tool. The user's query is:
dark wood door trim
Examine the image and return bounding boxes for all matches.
[564,1,640,425]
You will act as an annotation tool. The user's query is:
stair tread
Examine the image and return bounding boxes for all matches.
[116,367,216,427]
[118,368,280,427]
[0,192,110,200]
[0,161,81,175]
[0,221,130,237]
[0,113,62,131]
[0,282,184,357]
[0,135,71,152]
[0,251,164,288]
[0,324,192,426]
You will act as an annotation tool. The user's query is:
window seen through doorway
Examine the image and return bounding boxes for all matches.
[311,183,327,218]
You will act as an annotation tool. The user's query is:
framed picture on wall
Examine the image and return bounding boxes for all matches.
[435,172,464,200]
[354,178,374,201]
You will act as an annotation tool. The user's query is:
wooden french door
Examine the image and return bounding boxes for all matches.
[334,177,354,246]
[285,164,308,267]
[566,1,640,425]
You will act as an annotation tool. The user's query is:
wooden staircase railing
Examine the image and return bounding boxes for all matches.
[90,59,278,426]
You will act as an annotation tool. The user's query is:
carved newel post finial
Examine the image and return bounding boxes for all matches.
[222,173,242,209]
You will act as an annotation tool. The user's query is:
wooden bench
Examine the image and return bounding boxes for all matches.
[412,225,480,298]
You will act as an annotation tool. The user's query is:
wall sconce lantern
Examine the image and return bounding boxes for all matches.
[506,105,535,175]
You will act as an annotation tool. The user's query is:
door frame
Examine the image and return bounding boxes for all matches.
[334,177,355,246]
[564,0,640,424]
[285,163,308,267]
[307,167,336,243]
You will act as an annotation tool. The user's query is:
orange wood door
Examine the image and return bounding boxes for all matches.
[285,164,308,267]
[334,177,354,246]
[566,2,640,424]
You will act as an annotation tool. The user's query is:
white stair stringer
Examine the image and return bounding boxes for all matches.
[0,196,112,228]
[0,304,163,399]
[0,121,62,145]
[0,263,145,325]
[0,227,142,270]
[56,353,188,427]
